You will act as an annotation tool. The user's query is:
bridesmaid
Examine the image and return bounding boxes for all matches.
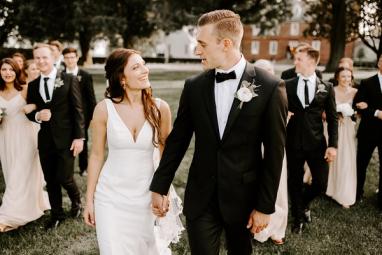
[0,58,50,232]
[253,59,288,245]
[326,67,357,208]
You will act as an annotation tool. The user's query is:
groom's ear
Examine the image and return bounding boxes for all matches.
[222,38,233,51]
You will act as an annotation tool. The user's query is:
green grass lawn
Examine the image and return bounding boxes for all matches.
[0,70,381,254]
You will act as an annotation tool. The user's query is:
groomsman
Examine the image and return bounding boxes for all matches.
[285,45,338,234]
[49,40,65,71]
[63,47,97,176]
[26,43,85,229]
[354,55,382,209]
[281,43,323,81]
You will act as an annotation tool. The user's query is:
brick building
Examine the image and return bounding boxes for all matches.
[241,0,355,65]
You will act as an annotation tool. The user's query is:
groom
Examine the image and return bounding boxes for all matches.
[150,10,288,254]
[26,43,85,229]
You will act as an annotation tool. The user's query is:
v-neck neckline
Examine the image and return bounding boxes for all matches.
[0,93,20,103]
[110,101,148,143]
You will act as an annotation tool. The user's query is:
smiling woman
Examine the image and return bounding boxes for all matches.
[83,48,182,255]
[0,58,50,232]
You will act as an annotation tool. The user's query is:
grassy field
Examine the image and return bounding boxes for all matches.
[0,70,381,255]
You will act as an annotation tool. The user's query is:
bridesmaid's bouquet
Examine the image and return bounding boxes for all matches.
[0,107,7,124]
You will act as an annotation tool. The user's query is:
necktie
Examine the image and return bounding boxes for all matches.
[43,77,50,101]
[303,79,309,107]
[215,71,236,83]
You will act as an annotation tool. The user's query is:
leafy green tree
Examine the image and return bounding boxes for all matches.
[0,0,19,45]
[303,0,381,70]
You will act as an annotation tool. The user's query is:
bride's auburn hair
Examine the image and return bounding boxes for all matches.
[104,48,162,147]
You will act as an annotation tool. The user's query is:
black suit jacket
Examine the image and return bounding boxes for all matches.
[64,69,97,128]
[286,77,338,151]
[353,74,382,141]
[150,63,288,223]
[26,72,85,150]
[281,67,323,80]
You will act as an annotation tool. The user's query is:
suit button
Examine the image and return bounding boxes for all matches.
[211,175,216,180]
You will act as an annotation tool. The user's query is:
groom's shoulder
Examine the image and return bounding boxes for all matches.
[253,66,282,89]
[185,69,214,85]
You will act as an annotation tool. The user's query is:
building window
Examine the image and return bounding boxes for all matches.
[312,40,321,51]
[290,22,300,36]
[251,41,260,55]
[269,41,278,55]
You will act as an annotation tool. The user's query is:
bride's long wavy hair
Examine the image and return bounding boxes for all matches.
[104,48,162,147]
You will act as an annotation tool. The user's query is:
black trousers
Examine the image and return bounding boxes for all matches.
[286,143,329,222]
[78,129,89,172]
[356,137,382,205]
[39,147,81,219]
[186,198,253,255]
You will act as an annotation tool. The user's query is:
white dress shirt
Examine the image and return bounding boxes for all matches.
[39,67,58,102]
[297,73,317,108]
[66,66,79,76]
[214,56,246,138]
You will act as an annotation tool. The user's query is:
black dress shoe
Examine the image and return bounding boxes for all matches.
[70,203,83,218]
[304,209,312,223]
[45,218,63,230]
[292,221,305,234]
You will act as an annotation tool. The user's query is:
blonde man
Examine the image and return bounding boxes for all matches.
[285,45,338,234]
[150,10,287,254]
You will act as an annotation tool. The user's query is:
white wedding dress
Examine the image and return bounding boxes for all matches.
[94,99,183,255]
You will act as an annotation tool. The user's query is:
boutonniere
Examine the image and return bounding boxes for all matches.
[54,77,64,89]
[316,84,328,94]
[234,79,260,109]
[77,75,82,82]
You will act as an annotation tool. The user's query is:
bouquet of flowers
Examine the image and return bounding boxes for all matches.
[0,107,6,124]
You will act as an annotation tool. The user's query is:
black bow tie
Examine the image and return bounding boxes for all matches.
[215,71,236,83]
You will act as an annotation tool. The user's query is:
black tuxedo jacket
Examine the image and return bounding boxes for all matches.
[64,69,97,127]
[353,74,382,141]
[281,67,323,80]
[26,72,85,151]
[286,77,338,151]
[150,63,288,223]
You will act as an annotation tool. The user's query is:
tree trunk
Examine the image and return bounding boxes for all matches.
[79,28,92,66]
[325,0,346,72]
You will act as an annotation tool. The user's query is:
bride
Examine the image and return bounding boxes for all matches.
[83,48,183,254]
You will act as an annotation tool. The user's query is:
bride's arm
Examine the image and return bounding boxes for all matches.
[158,100,172,156]
[84,101,107,227]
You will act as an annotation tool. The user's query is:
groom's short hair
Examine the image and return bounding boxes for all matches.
[295,45,320,64]
[198,10,243,49]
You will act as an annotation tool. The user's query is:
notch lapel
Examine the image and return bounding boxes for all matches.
[221,62,255,142]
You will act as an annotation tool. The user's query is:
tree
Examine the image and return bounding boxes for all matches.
[154,0,292,34]
[0,0,19,45]
[303,0,381,70]
[357,0,382,60]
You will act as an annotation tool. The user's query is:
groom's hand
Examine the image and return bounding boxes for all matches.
[324,147,337,162]
[151,192,169,217]
[71,139,84,157]
[247,209,270,234]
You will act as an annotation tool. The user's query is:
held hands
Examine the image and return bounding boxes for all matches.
[71,139,84,157]
[324,147,337,162]
[247,209,270,234]
[37,109,51,121]
[22,104,37,114]
[377,110,382,120]
[151,192,169,217]
[83,202,96,227]
[356,102,368,110]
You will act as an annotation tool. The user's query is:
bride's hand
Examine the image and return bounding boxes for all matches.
[84,202,96,227]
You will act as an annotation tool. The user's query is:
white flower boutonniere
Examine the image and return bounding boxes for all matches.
[54,77,65,89]
[235,80,260,109]
[77,75,82,82]
[316,84,328,94]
